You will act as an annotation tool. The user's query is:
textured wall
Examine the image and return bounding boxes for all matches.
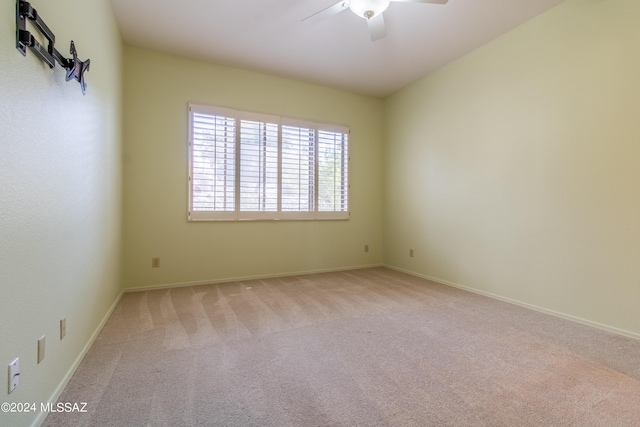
[0,0,122,425]
[122,46,384,289]
[384,0,640,337]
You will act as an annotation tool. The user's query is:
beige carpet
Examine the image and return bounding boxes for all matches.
[43,268,640,426]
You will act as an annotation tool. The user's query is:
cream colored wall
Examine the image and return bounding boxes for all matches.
[0,0,122,425]
[122,46,384,289]
[384,0,640,337]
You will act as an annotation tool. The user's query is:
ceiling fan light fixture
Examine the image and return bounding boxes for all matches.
[349,0,391,19]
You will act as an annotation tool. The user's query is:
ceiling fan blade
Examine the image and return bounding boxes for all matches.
[391,0,448,4]
[302,1,350,25]
[367,13,387,41]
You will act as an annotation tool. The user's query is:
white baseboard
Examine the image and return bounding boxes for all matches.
[32,289,125,427]
[124,263,385,293]
[384,264,640,342]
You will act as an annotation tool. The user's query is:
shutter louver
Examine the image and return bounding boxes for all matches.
[191,112,236,213]
[240,120,279,213]
[318,130,348,212]
[281,125,315,212]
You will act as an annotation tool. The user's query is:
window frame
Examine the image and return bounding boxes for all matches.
[188,103,350,221]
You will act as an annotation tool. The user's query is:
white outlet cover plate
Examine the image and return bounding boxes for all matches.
[38,336,45,364]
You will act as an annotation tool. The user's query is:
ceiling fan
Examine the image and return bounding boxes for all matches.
[303,0,448,42]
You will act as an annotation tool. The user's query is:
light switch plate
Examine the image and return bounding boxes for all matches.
[8,358,19,393]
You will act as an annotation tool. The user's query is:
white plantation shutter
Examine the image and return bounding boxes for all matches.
[189,107,236,220]
[281,124,315,216]
[318,130,348,215]
[188,104,349,220]
[239,117,279,218]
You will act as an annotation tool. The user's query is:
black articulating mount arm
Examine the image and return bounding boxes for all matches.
[16,0,90,95]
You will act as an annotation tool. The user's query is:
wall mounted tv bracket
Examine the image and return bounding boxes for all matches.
[16,0,90,95]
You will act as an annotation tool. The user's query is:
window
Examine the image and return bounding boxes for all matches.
[188,104,349,221]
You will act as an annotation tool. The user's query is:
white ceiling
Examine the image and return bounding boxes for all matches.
[109,0,566,98]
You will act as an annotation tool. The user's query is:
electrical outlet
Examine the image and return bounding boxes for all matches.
[152,257,160,268]
[60,318,67,340]
[37,336,45,364]
[410,248,414,258]
[364,244,369,253]
[8,358,19,394]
